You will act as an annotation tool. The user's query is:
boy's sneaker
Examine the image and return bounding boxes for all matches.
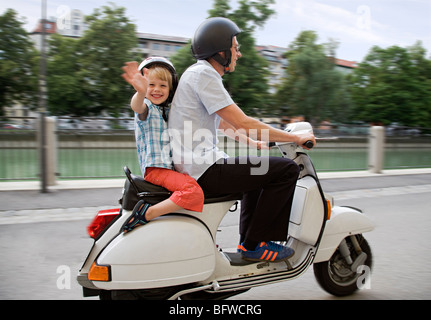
[239,241,294,262]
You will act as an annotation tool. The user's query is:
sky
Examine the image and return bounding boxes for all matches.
[1,0,430,62]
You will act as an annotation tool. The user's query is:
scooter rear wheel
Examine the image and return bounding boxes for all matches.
[313,235,372,297]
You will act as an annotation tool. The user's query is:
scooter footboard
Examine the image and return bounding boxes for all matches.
[92,215,216,290]
[314,206,374,263]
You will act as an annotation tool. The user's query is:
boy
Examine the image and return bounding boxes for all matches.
[121,57,204,231]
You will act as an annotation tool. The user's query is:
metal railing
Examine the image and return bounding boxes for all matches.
[1,116,430,183]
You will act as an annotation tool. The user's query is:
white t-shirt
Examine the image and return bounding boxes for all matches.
[168,60,234,179]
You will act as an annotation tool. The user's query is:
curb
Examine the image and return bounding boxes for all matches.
[1,168,431,192]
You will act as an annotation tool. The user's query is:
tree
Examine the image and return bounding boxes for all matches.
[77,3,138,116]
[45,4,138,116]
[210,0,275,116]
[47,34,89,116]
[349,44,431,127]
[276,30,348,124]
[0,9,38,116]
[171,0,275,116]
[170,40,195,77]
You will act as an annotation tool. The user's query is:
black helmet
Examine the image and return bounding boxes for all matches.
[191,17,241,69]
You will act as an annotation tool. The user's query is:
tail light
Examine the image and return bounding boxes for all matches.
[87,208,121,239]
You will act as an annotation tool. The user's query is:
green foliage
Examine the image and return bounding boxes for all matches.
[210,0,275,116]
[78,4,138,116]
[0,9,39,115]
[3,1,430,127]
[170,40,195,77]
[47,34,89,116]
[348,42,431,127]
[47,3,138,116]
[276,30,349,124]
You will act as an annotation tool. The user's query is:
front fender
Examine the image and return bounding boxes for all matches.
[314,206,374,263]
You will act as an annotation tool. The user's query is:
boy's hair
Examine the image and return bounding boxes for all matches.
[147,64,174,92]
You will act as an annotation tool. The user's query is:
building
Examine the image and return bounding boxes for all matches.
[334,58,358,74]
[256,45,288,93]
[29,18,57,51]
[256,46,358,93]
[136,33,189,59]
[30,9,87,51]
[29,16,189,58]
[57,9,87,37]
[29,14,357,75]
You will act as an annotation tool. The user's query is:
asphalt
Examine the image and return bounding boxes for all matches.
[0,168,430,212]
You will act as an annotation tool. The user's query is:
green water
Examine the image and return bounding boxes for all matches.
[1,147,430,180]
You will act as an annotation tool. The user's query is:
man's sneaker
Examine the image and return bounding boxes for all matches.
[239,241,294,262]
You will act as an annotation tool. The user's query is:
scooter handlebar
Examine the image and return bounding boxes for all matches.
[267,140,314,149]
[304,140,314,149]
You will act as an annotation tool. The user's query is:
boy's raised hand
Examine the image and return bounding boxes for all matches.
[121,61,149,94]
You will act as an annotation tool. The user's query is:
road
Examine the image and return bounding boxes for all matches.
[0,173,430,300]
[232,191,431,300]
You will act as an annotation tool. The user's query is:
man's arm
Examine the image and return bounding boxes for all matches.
[219,119,268,150]
[216,104,316,148]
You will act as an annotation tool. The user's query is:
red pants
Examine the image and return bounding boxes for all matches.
[144,167,204,212]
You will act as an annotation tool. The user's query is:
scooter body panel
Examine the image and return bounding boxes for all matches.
[314,206,374,262]
[94,215,216,290]
[289,176,325,245]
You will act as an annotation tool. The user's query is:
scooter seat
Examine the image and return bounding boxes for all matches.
[120,173,242,210]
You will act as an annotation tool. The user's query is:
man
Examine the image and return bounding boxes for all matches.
[169,17,316,262]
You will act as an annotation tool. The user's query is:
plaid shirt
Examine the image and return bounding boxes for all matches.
[135,98,173,176]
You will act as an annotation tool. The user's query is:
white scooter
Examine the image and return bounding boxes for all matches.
[77,122,374,300]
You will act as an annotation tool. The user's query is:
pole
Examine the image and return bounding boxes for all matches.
[368,126,385,174]
[39,0,48,193]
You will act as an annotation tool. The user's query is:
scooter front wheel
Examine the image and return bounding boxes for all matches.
[313,235,372,297]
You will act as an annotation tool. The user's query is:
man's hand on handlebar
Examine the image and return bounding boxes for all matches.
[296,133,316,150]
[267,132,316,149]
